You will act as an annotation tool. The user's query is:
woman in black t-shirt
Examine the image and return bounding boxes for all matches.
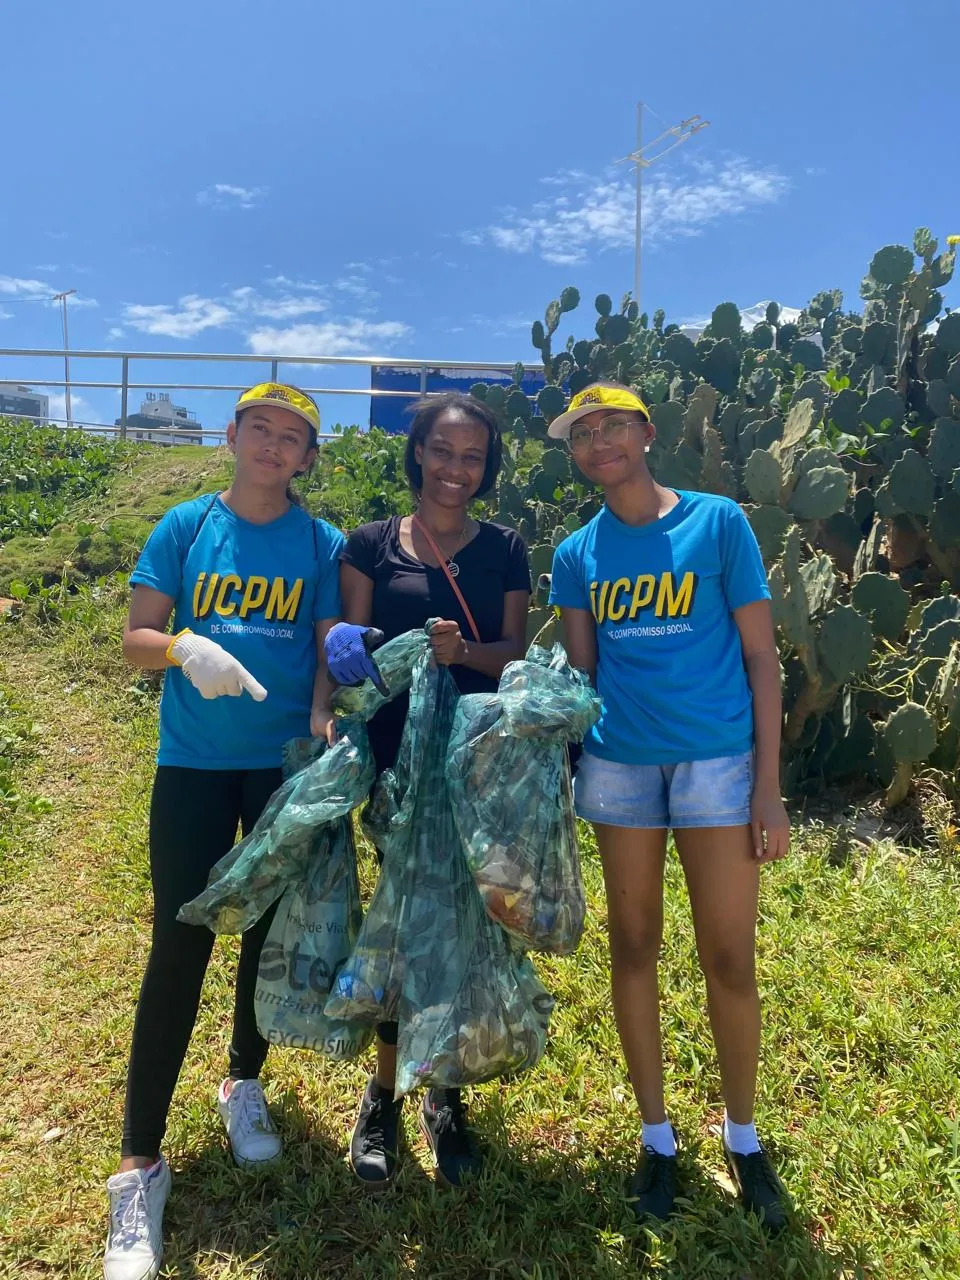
[324,392,530,1190]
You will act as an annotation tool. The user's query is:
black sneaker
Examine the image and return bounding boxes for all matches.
[349,1077,402,1189]
[419,1088,483,1187]
[626,1143,678,1223]
[723,1141,789,1233]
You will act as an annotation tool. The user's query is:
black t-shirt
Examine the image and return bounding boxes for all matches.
[341,516,531,773]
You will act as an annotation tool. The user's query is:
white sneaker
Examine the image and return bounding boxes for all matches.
[103,1156,171,1280]
[217,1078,282,1166]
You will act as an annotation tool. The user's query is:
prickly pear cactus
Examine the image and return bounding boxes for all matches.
[881,701,938,807]
[472,229,960,800]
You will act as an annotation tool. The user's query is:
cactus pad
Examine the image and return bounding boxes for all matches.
[861,387,905,431]
[819,605,874,683]
[788,465,849,521]
[850,573,910,642]
[935,312,960,357]
[882,701,937,764]
[536,385,566,422]
[745,504,793,565]
[744,448,782,505]
[710,302,742,340]
[868,245,915,288]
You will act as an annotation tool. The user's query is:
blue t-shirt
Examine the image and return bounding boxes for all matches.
[131,494,344,770]
[550,491,770,765]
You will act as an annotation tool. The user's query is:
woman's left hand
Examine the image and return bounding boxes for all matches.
[751,781,790,863]
[311,707,338,747]
[430,619,469,666]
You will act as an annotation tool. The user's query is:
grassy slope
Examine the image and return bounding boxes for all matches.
[1,449,959,1278]
[0,444,234,592]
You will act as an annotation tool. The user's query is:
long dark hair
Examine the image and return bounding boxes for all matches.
[235,384,320,506]
[403,393,503,498]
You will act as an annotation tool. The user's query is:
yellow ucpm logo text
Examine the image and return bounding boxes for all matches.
[192,573,304,622]
[590,572,697,624]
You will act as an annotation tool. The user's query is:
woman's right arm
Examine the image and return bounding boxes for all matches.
[340,562,375,627]
[123,585,177,670]
[559,606,598,684]
[125,581,267,700]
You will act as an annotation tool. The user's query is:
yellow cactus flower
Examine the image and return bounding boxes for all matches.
[948,235,960,246]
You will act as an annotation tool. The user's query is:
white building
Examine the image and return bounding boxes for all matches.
[0,385,49,423]
[118,393,204,446]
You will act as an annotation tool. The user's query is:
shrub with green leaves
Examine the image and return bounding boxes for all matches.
[0,417,134,545]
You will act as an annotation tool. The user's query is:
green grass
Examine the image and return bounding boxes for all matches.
[1,587,959,1279]
[0,443,236,593]
[0,424,409,597]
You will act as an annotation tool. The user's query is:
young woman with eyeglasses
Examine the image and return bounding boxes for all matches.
[549,382,791,1232]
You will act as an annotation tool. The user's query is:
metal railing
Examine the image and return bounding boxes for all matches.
[0,347,542,443]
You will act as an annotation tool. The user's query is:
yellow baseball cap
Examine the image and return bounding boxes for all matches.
[547,382,650,439]
[235,382,320,437]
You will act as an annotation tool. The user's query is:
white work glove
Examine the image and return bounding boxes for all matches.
[167,631,268,701]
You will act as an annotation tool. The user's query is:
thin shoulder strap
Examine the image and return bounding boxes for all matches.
[184,492,218,557]
[412,514,481,644]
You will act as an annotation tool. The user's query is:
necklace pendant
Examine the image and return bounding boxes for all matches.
[448,560,460,578]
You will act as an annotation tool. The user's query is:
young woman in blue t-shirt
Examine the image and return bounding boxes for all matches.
[549,383,791,1232]
[103,384,344,1280]
[323,393,531,1191]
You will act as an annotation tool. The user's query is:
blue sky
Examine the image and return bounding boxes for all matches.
[2,0,957,436]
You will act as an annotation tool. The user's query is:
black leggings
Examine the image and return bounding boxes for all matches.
[121,765,282,1159]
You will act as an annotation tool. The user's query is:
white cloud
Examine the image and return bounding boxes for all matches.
[121,276,409,352]
[0,276,97,309]
[229,286,328,320]
[334,275,380,303]
[107,327,124,340]
[332,277,381,309]
[264,274,326,292]
[463,158,789,265]
[247,319,412,357]
[0,308,11,321]
[196,183,267,210]
[253,298,329,320]
[34,263,58,273]
[122,295,233,339]
[540,169,588,187]
[0,275,51,297]
[466,312,531,337]
[45,391,99,427]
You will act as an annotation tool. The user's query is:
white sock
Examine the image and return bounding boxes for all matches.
[723,1113,760,1155]
[641,1119,676,1157]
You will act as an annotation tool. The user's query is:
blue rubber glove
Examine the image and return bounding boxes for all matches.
[324,622,388,694]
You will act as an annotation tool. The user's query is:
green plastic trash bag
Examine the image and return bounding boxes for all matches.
[331,627,433,719]
[325,634,554,1095]
[178,719,375,934]
[446,643,601,954]
[254,815,372,1059]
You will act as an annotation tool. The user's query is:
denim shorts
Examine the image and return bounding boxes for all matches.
[574,749,753,829]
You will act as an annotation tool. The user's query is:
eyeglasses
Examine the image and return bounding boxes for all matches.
[567,413,645,454]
